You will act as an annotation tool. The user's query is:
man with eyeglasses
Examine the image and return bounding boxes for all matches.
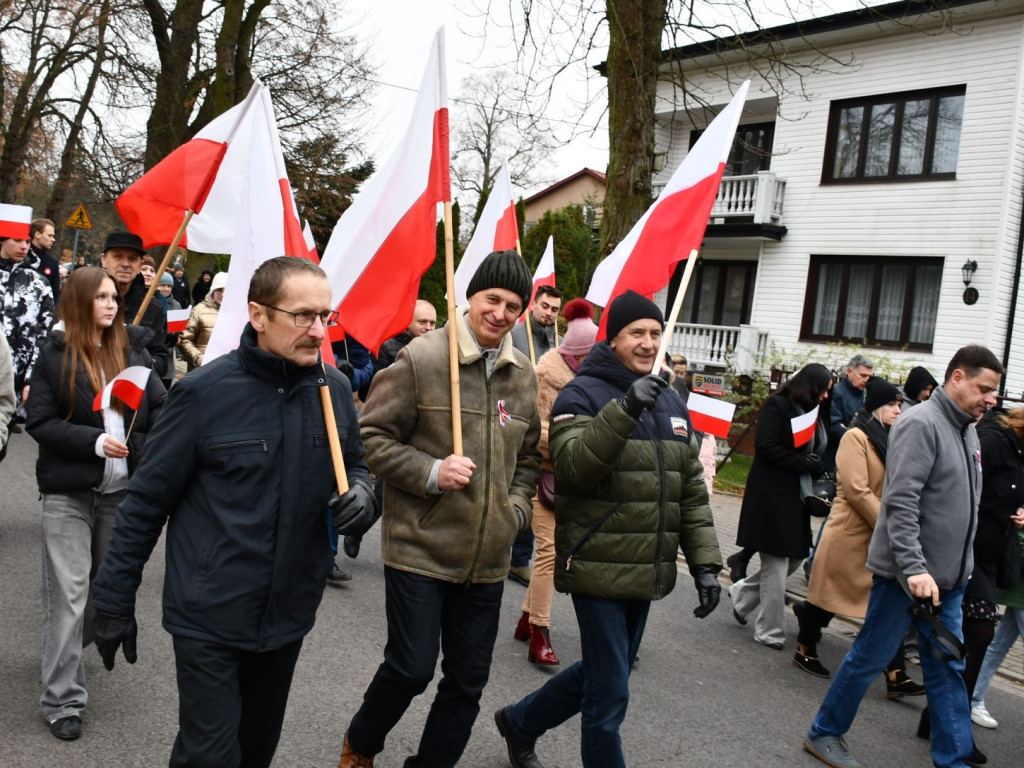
[99,232,169,379]
[90,256,378,768]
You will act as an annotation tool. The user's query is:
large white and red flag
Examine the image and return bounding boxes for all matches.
[203,85,314,363]
[454,161,518,304]
[686,392,736,440]
[0,203,32,239]
[586,81,750,337]
[519,235,555,323]
[319,28,450,354]
[92,366,152,411]
[791,406,820,448]
[116,84,264,251]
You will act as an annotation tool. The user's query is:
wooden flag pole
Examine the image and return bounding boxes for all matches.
[319,362,350,494]
[133,210,194,326]
[515,239,537,365]
[443,201,463,455]
[653,250,699,374]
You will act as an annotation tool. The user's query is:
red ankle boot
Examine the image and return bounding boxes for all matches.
[513,610,532,642]
[528,624,560,665]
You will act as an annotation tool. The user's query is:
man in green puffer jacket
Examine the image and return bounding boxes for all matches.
[494,290,723,768]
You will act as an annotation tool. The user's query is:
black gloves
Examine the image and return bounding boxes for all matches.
[622,374,667,419]
[93,610,138,671]
[804,452,825,478]
[337,360,355,381]
[329,480,380,536]
[692,566,721,618]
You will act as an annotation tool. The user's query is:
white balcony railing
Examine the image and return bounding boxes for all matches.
[667,323,770,373]
[655,171,786,225]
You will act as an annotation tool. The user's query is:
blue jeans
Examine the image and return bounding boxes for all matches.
[39,490,123,720]
[506,594,650,768]
[347,568,504,767]
[809,576,973,768]
[972,606,1024,708]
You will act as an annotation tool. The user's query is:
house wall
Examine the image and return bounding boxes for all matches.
[523,176,605,225]
[656,7,1024,393]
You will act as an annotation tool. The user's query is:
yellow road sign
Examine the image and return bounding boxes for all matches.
[65,204,93,230]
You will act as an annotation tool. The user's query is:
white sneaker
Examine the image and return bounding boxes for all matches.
[971,704,998,729]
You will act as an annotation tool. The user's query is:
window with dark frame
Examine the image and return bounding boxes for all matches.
[690,121,775,176]
[669,260,757,327]
[822,85,965,183]
[800,255,943,350]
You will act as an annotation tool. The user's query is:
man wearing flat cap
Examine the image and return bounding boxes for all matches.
[100,232,169,379]
[339,250,542,768]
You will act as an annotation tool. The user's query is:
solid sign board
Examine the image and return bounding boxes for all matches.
[65,204,93,230]
[691,372,727,395]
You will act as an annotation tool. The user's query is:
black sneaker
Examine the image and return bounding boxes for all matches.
[50,715,82,741]
[886,669,925,699]
[793,649,831,678]
[326,563,352,586]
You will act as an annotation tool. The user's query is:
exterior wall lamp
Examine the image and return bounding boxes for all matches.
[962,259,978,305]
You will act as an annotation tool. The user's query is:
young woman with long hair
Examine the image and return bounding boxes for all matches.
[730,363,833,649]
[26,267,165,741]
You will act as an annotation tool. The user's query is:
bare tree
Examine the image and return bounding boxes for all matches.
[451,69,556,225]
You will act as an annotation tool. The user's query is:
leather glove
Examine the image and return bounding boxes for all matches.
[692,566,721,619]
[93,609,138,671]
[337,360,355,381]
[329,480,380,537]
[803,452,825,478]
[622,374,667,419]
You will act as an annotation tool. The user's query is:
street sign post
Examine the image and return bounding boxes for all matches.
[64,204,93,262]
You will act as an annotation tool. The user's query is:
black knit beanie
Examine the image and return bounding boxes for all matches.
[864,377,902,412]
[604,290,665,340]
[466,250,533,308]
[903,366,938,400]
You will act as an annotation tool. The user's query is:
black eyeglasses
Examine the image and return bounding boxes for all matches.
[261,304,339,328]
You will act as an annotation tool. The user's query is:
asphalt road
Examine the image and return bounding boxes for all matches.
[1,431,1021,767]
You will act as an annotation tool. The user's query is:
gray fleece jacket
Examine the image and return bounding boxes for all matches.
[0,332,14,448]
[867,386,980,590]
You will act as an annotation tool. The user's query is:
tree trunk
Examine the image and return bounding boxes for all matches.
[599,0,666,255]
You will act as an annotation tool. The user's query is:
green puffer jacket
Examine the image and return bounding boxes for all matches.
[551,342,721,601]
[360,308,542,584]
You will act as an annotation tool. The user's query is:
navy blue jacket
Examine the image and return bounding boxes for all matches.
[92,324,371,651]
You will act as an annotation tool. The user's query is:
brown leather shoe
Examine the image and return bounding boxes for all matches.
[514,610,532,642]
[527,624,560,665]
[338,734,374,768]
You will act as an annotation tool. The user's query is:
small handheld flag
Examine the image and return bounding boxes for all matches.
[791,406,820,448]
[92,366,152,412]
[687,393,736,440]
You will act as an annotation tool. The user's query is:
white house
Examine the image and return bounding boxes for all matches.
[654,0,1024,394]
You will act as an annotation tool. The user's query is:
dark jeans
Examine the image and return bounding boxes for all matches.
[511,527,535,568]
[347,567,504,767]
[506,594,651,768]
[169,635,303,768]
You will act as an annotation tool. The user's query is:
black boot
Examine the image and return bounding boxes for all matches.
[494,707,545,768]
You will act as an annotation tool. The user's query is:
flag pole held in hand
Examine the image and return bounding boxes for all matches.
[319,361,349,494]
[443,200,463,455]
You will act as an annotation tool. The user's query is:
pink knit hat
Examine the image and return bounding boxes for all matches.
[559,298,598,356]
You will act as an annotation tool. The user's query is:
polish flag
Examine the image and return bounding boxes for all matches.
[167,307,190,333]
[303,220,319,260]
[92,366,152,411]
[319,28,450,354]
[0,203,32,239]
[586,81,750,338]
[116,83,264,251]
[203,85,315,364]
[687,392,736,440]
[519,236,556,323]
[454,161,518,304]
[791,406,820,448]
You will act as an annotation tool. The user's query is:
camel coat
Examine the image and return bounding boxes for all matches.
[806,426,884,617]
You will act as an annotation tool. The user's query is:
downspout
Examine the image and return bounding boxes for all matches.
[1001,182,1024,396]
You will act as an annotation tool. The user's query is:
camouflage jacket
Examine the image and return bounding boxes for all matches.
[0,252,55,385]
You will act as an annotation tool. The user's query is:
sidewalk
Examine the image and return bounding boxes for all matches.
[701,490,1024,687]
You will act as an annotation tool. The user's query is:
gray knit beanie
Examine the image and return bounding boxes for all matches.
[466,250,533,308]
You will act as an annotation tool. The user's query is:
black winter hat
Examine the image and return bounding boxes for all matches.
[903,366,938,401]
[103,231,144,254]
[466,250,533,308]
[864,377,902,412]
[604,290,664,340]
